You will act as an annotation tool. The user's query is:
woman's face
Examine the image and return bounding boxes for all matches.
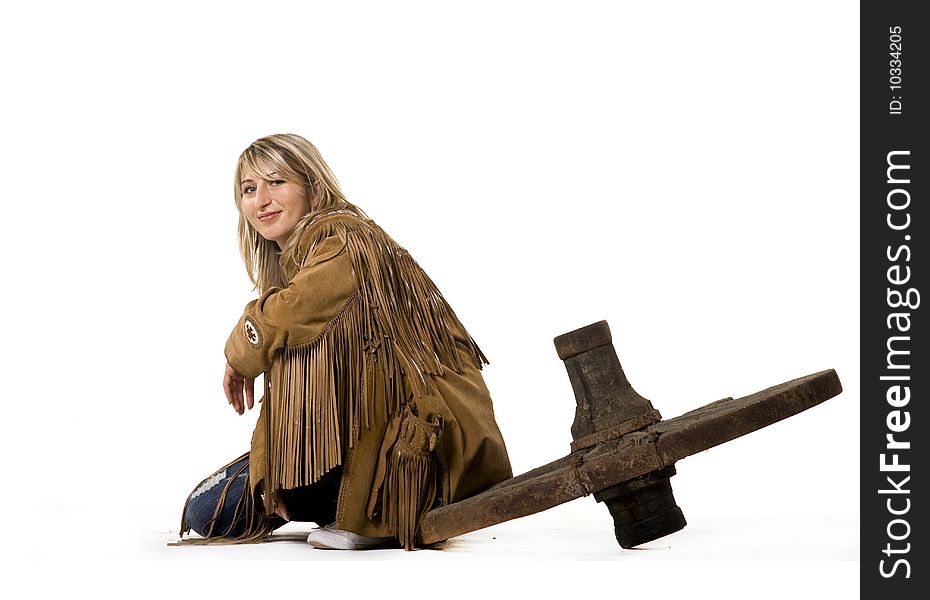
[239,173,312,248]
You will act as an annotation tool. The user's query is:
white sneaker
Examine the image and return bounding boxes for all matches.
[307,524,398,550]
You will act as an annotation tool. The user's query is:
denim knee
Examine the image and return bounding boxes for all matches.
[184,456,250,538]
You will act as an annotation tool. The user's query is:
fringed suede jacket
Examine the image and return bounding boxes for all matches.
[187,206,512,550]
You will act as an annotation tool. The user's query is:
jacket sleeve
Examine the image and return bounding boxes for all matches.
[225,233,357,378]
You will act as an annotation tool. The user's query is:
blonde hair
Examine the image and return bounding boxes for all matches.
[234,133,362,291]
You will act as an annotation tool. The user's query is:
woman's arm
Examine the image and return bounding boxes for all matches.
[223,233,357,412]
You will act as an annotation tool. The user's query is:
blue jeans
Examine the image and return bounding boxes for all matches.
[183,454,343,538]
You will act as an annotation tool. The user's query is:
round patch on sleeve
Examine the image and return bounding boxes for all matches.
[243,318,262,347]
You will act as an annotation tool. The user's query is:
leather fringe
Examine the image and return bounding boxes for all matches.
[381,407,443,550]
[266,292,367,491]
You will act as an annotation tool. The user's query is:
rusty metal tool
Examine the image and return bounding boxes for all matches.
[418,320,842,548]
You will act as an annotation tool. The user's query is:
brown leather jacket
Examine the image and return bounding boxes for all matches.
[224,207,512,549]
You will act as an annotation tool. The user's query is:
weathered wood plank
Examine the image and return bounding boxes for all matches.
[653,369,843,464]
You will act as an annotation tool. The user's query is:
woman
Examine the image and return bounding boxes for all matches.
[179,134,512,550]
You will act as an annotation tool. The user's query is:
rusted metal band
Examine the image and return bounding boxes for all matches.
[570,409,662,453]
[570,454,589,496]
[648,430,666,471]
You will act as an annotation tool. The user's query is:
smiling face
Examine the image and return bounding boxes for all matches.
[234,134,350,291]
[239,173,312,248]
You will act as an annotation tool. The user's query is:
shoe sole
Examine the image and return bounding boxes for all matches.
[307,529,397,550]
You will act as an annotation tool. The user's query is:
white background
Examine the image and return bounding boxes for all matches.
[1,1,858,596]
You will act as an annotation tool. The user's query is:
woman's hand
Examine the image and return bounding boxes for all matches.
[223,361,255,415]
